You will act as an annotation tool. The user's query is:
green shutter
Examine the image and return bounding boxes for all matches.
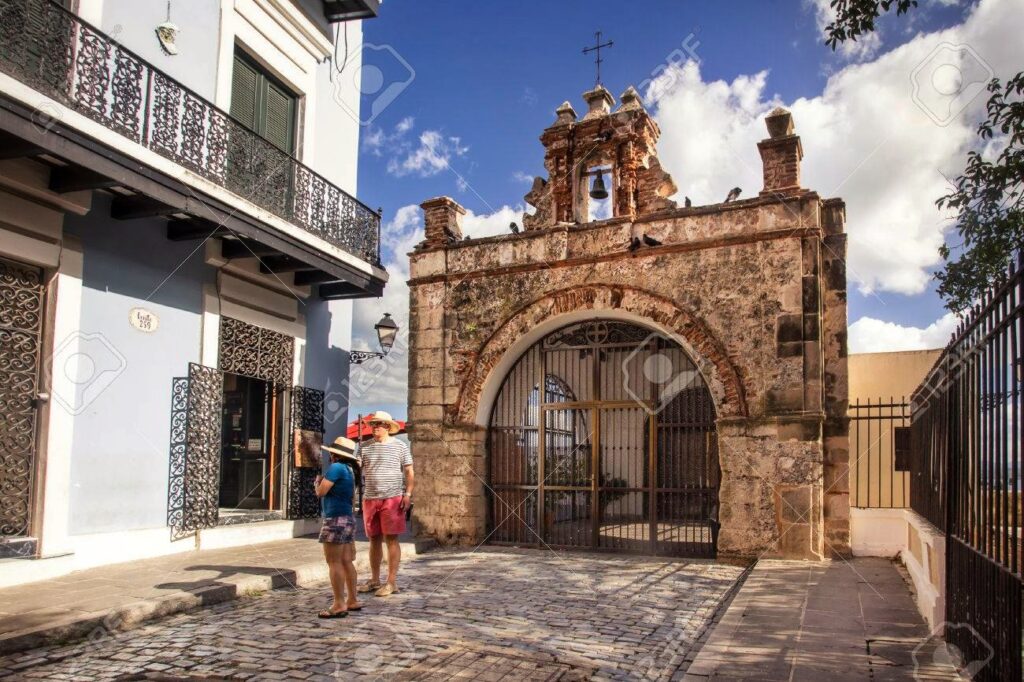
[264,81,295,154]
[230,56,259,132]
[230,52,296,155]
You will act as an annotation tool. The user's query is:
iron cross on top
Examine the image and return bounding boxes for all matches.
[582,31,614,86]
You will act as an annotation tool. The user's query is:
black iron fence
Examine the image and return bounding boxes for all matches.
[910,254,1023,682]
[0,0,380,265]
[848,397,911,508]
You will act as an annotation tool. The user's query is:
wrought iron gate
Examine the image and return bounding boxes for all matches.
[0,257,45,544]
[288,386,324,519]
[167,363,224,540]
[487,320,720,557]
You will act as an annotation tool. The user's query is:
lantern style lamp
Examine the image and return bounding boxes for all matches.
[350,312,398,364]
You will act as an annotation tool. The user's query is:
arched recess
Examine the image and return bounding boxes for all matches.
[459,284,747,426]
[486,318,721,557]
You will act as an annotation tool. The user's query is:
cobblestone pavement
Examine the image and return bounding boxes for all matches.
[0,548,745,681]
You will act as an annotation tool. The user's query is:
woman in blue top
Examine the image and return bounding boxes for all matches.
[315,436,361,618]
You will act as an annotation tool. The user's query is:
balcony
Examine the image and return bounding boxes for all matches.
[0,0,384,298]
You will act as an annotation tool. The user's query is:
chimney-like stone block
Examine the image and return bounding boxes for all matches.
[758,108,803,197]
[420,196,465,247]
[582,85,615,120]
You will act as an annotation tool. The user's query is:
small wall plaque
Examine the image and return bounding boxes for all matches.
[129,307,159,333]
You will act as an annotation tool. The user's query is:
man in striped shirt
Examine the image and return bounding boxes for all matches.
[357,411,414,598]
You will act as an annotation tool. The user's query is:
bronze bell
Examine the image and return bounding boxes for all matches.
[589,171,609,200]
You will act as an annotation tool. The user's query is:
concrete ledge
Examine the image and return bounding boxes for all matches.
[0,537,428,656]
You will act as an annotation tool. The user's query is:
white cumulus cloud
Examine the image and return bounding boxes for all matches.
[647,0,1022,297]
[849,312,959,353]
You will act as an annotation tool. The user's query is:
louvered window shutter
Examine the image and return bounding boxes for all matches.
[230,51,296,155]
[264,81,295,154]
[230,56,259,132]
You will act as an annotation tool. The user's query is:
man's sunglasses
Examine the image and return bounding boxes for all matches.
[368,421,387,427]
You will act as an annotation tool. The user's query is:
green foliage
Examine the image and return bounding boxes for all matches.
[824,0,1023,314]
[823,0,917,50]
[936,75,1024,312]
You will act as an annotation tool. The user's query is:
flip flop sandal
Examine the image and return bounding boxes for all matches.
[318,609,348,619]
[357,581,381,593]
[374,584,399,597]
[347,605,363,612]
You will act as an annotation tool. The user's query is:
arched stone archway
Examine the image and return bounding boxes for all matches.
[406,93,849,559]
[455,284,747,427]
[486,318,722,557]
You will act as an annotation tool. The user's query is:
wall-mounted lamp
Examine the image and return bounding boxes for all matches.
[349,313,398,364]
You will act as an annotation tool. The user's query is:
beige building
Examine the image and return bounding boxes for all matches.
[406,86,850,560]
[848,349,942,509]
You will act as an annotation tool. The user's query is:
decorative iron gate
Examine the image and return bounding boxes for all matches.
[0,257,45,543]
[288,386,324,519]
[487,320,720,557]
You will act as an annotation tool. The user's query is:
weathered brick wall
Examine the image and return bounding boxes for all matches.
[406,94,849,559]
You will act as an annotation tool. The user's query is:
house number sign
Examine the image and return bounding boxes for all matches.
[129,307,159,333]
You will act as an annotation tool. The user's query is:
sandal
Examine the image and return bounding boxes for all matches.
[374,583,399,597]
[357,581,382,594]
[318,608,348,619]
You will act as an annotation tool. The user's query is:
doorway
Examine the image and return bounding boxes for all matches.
[219,373,282,514]
[487,320,720,557]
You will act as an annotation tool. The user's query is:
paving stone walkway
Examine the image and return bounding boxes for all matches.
[685,557,965,681]
[0,534,424,655]
[0,548,745,680]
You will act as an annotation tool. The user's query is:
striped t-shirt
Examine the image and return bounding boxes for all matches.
[360,438,413,500]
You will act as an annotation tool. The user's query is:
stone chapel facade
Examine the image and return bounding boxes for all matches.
[406,85,849,560]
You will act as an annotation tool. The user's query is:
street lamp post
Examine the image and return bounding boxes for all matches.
[349,313,399,364]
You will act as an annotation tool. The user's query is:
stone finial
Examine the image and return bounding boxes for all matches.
[765,107,795,139]
[420,196,465,247]
[758,109,803,197]
[617,85,644,111]
[582,85,615,120]
[555,101,577,125]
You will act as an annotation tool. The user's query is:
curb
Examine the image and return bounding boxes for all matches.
[0,539,434,656]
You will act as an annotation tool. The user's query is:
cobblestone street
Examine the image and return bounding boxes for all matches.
[0,548,745,681]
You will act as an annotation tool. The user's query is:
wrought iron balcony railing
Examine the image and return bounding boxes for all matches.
[0,0,380,266]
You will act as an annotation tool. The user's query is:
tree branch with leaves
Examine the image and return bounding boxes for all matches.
[824,0,1022,313]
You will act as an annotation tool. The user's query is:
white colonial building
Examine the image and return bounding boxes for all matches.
[0,0,386,586]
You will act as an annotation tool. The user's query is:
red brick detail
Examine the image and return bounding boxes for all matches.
[453,284,748,424]
[421,196,465,247]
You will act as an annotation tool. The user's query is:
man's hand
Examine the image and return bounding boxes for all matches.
[399,493,411,510]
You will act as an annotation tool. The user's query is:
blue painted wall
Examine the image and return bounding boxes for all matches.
[64,194,211,534]
[303,298,352,444]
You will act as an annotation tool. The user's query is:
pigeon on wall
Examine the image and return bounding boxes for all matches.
[724,187,742,203]
[509,221,520,234]
[628,236,642,252]
[684,196,692,208]
[642,234,662,247]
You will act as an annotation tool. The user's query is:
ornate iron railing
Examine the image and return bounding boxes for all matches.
[910,252,1023,682]
[0,0,381,266]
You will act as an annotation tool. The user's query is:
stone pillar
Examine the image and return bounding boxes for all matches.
[758,107,803,197]
[420,196,465,247]
[821,198,851,554]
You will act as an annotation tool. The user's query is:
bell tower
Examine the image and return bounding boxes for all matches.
[523,85,678,229]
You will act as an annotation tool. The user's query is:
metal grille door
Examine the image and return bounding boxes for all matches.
[487,320,719,557]
[0,257,44,540]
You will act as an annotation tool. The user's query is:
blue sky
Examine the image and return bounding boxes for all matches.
[347,0,1022,419]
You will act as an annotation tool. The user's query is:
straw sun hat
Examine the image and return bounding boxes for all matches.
[363,410,401,435]
[321,436,359,463]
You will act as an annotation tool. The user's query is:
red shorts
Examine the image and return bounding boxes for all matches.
[362,495,406,537]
